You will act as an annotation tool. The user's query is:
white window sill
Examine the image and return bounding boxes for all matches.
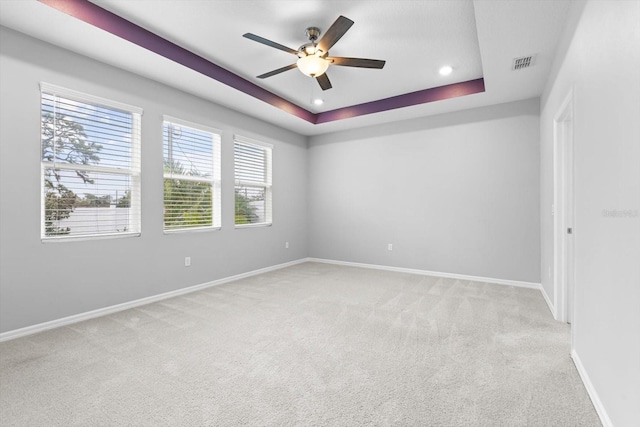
[235,222,272,229]
[163,226,221,235]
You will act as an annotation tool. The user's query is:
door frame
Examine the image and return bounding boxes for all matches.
[553,89,575,330]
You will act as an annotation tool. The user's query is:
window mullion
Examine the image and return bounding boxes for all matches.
[44,162,133,176]
[164,173,214,184]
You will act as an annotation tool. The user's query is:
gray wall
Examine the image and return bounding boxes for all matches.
[0,28,308,333]
[540,1,640,425]
[308,99,541,283]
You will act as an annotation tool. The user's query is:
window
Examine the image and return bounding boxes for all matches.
[163,117,221,231]
[234,136,272,226]
[40,83,141,240]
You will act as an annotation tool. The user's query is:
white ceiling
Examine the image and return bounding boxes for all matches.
[0,0,571,136]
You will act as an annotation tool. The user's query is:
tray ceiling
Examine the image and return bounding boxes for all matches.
[0,0,572,135]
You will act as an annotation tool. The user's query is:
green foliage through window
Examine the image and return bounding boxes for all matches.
[164,161,212,229]
[235,189,258,224]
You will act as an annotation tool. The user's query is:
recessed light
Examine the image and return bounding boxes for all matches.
[439,65,453,76]
[312,98,324,106]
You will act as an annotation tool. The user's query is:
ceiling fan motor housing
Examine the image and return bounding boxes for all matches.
[305,27,321,42]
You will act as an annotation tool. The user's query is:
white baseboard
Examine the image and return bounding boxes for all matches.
[571,350,613,427]
[540,283,556,317]
[307,258,541,290]
[0,258,307,343]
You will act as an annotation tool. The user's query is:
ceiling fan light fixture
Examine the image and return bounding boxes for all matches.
[297,54,330,77]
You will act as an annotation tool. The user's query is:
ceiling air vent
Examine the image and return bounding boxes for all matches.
[512,55,535,70]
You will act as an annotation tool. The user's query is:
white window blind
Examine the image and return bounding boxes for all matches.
[234,136,272,226]
[163,117,221,231]
[40,84,141,240]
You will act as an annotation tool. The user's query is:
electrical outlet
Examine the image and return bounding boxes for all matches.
[185,257,191,267]
[387,243,393,251]
[285,242,289,249]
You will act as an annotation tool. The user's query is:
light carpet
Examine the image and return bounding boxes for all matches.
[0,262,600,426]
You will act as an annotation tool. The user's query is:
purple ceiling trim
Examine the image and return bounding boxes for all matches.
[38,0,485,127]
[38,0,316,123]
[315,78,485,124]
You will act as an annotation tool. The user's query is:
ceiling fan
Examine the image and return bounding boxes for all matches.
[243,15,386,91]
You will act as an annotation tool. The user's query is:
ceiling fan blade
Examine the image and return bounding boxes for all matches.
[243,33,298,55]
[317,16,354,53]
[327,57,386,69]
[257,63,298,79]
[316,73,332,91]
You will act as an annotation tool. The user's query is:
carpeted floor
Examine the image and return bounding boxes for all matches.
[0,262,600,426]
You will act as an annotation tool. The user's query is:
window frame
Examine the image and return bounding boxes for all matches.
[162,115,222,233]
[233,135,273,228]
[39,83,142,242]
